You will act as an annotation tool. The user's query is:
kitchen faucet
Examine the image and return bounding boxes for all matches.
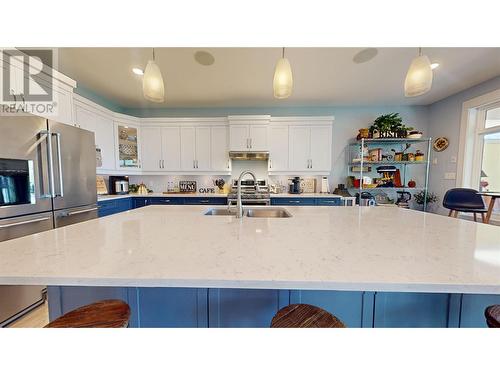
[235,170,257,218]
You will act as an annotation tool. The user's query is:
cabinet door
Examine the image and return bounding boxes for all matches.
[229,125,249,151]
[211,126,230,172]
[249,125,268,150]
[141,127,163,171]
[75,105,95,132]
[195,127,211,171]
[116,122,141,170]
[180,127,196,171]
[94,114,116,171]
[162,127,181,171]
[268,125,288,171]
[309,126,332,171]
[288,126,310,171]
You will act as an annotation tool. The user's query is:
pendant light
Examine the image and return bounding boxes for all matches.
[273,47,293,99]
[404,47,433,97]
[143,48,165,103]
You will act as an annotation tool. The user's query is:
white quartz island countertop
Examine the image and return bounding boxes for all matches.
[1,205,500,294]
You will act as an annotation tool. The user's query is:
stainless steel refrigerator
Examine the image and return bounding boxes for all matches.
[0,114,97,326]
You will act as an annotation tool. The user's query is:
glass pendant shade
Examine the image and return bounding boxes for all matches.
[143,60,165,103]
[404,54,433,97]
[273,57,293,99]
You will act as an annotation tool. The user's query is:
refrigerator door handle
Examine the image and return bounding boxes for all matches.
[61,207,98,217]
[0,216,50,229]
[41,130,56,198]
[53,132,64,198]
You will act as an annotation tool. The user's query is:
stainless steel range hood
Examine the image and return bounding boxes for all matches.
[229,151,269,160]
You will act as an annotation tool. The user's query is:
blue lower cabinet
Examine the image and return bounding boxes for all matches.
[459,294,500,327]
[149,197,185,205]
[290,290,366,327]
[184,197,227,205]
[133,197,150,208]
[271,197,316,206]
[315,198,342,206]
[208,289,289,327]
[98,198,132,217]
[133,287,208,328]
[373,292,450,327]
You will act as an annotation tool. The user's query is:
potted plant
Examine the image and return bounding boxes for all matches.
[370,113,413,138]
[413,190,438,211]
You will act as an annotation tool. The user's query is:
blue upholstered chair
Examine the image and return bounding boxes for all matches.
[442,188,487,222]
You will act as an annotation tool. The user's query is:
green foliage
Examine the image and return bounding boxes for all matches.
[370,113,414,137]
[413,190,438,205]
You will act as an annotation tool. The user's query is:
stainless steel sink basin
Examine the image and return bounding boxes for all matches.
[246,208,292,218]
[204,208,236,216]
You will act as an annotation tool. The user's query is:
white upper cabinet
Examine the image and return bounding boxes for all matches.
[141,127,163,171]
[228,115,270,151]
[74,101,115,172]
[268,125,289,171]
[162,127,181,171]
[195,127,211,171]
[115,120,141,171]
[180,127,197,171]
[289,126,311,171]
[309,126,332,171]
[211,126,230,172]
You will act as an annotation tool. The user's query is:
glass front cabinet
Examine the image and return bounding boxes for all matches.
[115,121,141,170]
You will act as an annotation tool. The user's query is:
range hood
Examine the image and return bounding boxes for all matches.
[229,151,269,161]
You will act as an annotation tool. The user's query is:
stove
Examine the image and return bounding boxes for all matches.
[228,179,270,206]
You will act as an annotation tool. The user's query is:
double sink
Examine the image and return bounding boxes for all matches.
[205,207,292,218]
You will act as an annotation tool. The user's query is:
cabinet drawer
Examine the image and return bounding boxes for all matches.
[270,197,316,206]
[150,197,185,205]
[315,198,342,206]
[184,197,227,205]
[133,197,150,208]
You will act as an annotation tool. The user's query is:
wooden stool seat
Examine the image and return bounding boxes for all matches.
[271,304,346,328]
[485,305,500,328]
[45,299,131,328]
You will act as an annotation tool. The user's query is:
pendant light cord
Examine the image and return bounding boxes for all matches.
[152,47,155,61]
[418,47,422,56]
[282,47,285,59]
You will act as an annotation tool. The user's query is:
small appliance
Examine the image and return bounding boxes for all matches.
[396,191,412,209]
[109,176,129,195]
[320,176,330,193]
[288,177,302,194]
[228,179,270,206]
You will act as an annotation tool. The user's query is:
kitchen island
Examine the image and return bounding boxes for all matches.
[1,205,499,327]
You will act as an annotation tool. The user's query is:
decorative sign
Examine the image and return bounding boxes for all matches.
[179,180,197,193]
[433,137,449,152]
[199,187,215,194]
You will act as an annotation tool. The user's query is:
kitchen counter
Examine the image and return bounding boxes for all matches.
[98,193,228,201]
[1,205,499,294]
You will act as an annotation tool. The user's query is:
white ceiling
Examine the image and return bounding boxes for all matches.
[56,47,500,108]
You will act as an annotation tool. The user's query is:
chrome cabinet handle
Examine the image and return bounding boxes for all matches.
[162,160,165,169]
[53,132,64,197]
[250,138,252,149]
[0,216,50,229]
[63,207,98,217]
[159,159,162,169]
[310,159,313,169]
[269,159,272,169]
[200,200,209,203]
[289,200,301,203]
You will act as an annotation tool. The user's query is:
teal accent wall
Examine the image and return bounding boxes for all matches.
[74,84,127,113]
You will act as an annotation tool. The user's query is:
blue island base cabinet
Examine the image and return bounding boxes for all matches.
[46,287,500,328]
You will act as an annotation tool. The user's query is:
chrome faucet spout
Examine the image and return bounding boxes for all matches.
[236,170,257,218]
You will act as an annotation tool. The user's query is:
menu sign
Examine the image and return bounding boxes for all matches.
[179,181,197,193]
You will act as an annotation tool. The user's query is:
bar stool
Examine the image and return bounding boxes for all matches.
[443,188,487,222]
[45,299,131,328]
[270,304,346,328]
[485,305,500,328]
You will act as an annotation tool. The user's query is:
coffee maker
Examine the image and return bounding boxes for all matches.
[109,176,130,195]
[288,177,302,194]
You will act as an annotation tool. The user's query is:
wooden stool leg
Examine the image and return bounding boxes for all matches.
[481,212,486,223]
[448,210,453,217]
[473,213,477,222]
[453,210,459,218]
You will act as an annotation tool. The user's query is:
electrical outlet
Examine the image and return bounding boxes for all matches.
[432,158,438,165]
[444,172,456,180]
[450,156,457,163]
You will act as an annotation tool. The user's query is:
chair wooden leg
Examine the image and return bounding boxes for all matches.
[453,211,459,218]
[474,213,477,222]
[481,213,486,223]
[448,210,453,217]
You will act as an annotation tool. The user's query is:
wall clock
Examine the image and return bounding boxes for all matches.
[433,137,449,152]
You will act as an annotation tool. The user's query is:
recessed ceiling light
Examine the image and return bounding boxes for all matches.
[132,67,144,75]
[194,51,215,66]
[430,62,440,70]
